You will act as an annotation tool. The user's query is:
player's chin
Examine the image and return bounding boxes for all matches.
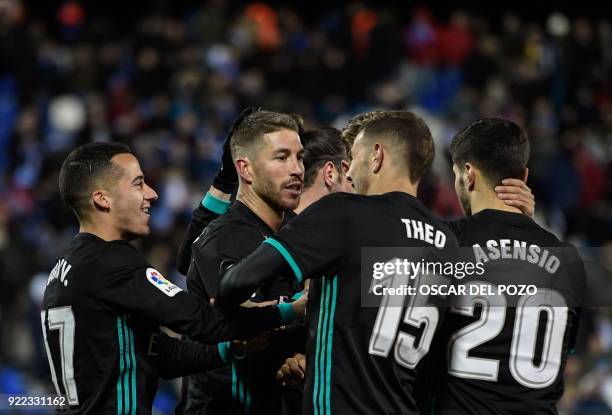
[279,194,300,211]
[136,223,152,236]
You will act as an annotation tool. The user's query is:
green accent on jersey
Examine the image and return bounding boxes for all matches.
[127,322,137,415]
[313,276,338,415]
[324,277,338,414]
[278,302,296,323]
[116,317,125,415]
[202,192,231,215]
[263,237,303,282]
[218,341,230,363]
[116,316,136,415]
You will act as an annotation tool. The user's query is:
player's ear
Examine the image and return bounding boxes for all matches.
[522,167,529,183]
[465,163,475,191]
[92,189,111,211]
[372,143,383,174]
[236,157,254,184]
[323,161,336,188]
[341,159,350,174]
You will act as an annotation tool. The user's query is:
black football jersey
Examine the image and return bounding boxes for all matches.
[184,201,300,415]
[177,200,224,275]
[265,192,459,415]
[41,233,283,414]
[435,209,586,414]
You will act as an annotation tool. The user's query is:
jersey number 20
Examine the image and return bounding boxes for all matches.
[448,281,568,389]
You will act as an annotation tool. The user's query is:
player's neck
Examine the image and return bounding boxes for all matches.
[294,184,326,214]
[367,176,417,197]
[79,220,123,241]
[237,188,284,231]
[470,191,522,215]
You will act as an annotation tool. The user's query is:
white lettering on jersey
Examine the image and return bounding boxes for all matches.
[146,268,182,297]
[47,259,73,287]
[472,240,560,274]
[401,218,447,248]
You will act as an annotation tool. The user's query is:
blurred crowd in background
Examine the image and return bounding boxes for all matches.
[0,0,611,413]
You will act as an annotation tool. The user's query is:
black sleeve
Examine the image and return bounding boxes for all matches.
[216,244,292,309]
[149,331,225,379]
[217,194,349,308]
[269,194,349,279]
[96,243,284,343]
[191,222,265,300]
[177,203,222,275]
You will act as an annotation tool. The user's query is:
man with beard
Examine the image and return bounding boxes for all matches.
[176,122,354,415]
[182,110,306,415]
[215,112,459,415]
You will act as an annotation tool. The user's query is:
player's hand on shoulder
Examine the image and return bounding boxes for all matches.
[495,178,535,218]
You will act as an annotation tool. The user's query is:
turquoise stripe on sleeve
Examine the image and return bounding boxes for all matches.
[116,317,125,415]
[218,341,230,363]
[291,291,304,301]
[263,237,303,282]
[324,277,338,414]
[277,302,296,323]
[202,192,231,214]
[128,323,137,415]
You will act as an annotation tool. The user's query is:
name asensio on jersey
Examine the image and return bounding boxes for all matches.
[472,239,560,273]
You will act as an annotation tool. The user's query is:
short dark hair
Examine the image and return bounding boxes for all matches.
[59,142,132,222]
[301,127,347,188]
[230,110,303,159]
[341,111,386,150]
[361,111,434,183]
[450,117,529,186]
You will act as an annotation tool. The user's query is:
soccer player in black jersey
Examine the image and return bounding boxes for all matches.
[176,118,354,414]
[41,143,301,415]
[216,112,460,415]
[435,118,586,414]
[277,126,354,415]
[183,110,307,415]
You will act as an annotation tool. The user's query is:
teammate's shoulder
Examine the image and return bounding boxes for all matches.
[312,191,374,209]
[445,215,473,238]
[321,191,359,203]
[193,214,264,259]
[297,192,368,219]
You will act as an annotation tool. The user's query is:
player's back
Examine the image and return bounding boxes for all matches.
[41,233,158,414]
[437,209,586,414]
[270,191,458,414]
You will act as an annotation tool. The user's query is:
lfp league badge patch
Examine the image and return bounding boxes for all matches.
[146,267,182,297]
